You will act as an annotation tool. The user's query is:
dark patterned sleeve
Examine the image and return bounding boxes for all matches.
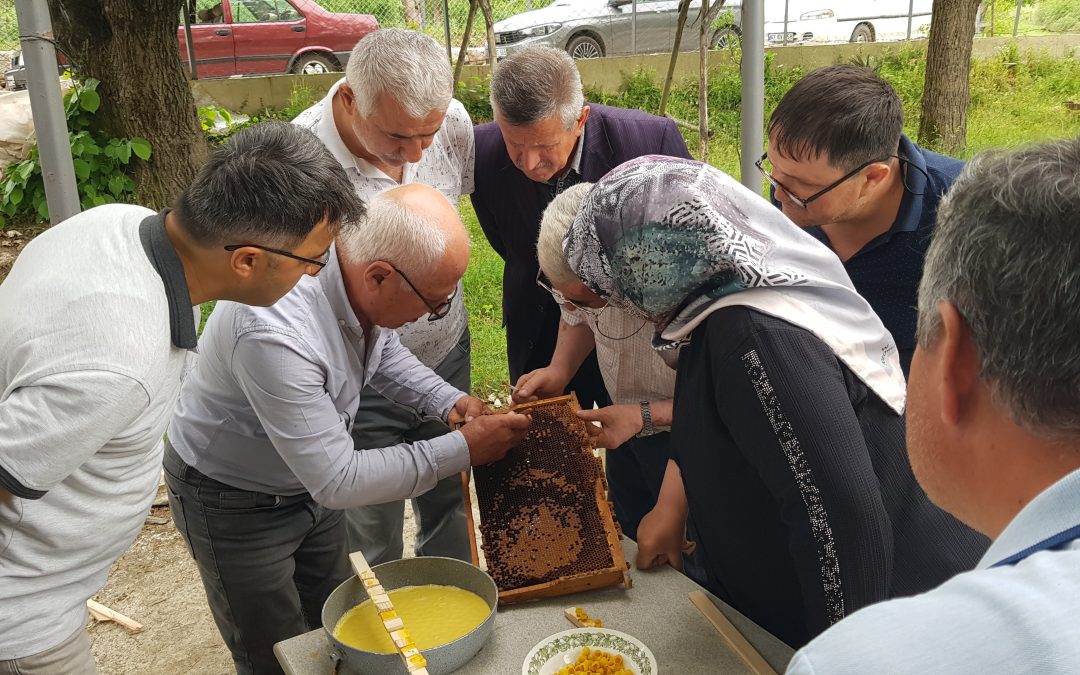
[658,119,693,160]
[706,317,895,638]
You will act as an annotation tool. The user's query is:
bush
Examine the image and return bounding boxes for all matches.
[0,78,150,227]
[1034,0,1080,32]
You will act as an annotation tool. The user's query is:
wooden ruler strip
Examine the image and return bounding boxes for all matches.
[688,590,776,675]
[349,552,429,674]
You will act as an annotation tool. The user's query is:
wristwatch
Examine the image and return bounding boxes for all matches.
[637,400,656,437]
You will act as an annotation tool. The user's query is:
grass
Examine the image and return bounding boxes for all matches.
[0,1,17,52]
[460,197,510,399]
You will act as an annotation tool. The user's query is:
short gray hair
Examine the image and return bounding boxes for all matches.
[337,190,449,279]
[490,46,584,129]
[345,29,453,118]
[537,183,593,284]
[917,137,1080,440]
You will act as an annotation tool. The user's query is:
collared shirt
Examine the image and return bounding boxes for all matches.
[786,467,1080,675]
[561,304,675,408]
[782,135,963,376]
[292,79,474,367]
[0,204,198,659]
[535,126,586,205]
[167,245,470,509]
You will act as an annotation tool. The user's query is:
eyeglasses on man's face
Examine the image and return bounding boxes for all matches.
[755,152,893,208]
[223,243,331,273]
[391,263,456,321]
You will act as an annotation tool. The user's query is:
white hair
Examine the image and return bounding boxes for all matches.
[337,191,448,279]
[345,28,453,119]
[490,46,584,130]
[537,183,593,284]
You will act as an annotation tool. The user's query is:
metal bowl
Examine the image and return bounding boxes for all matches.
[322,556,498,675]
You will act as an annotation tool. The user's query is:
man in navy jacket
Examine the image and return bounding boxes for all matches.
[471,46,692,406]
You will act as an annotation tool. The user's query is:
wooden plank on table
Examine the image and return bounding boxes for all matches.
[689,590,777,675]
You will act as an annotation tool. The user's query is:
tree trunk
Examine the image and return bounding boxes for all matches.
[48,0,209,209]
[917,0,981,156]
[402,0,423,27]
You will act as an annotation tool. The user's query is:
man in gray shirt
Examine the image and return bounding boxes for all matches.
[0,121,362,674]
[165,184,531,674]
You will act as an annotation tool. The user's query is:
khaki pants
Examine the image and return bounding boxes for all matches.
[0,625,96,675]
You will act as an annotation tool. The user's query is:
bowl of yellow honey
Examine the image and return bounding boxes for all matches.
[322,556,498,674]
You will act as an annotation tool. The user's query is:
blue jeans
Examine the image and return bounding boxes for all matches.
[345,327,471,565]
[164,444,350,675]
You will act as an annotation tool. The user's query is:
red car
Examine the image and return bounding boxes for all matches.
[178,0,379,78]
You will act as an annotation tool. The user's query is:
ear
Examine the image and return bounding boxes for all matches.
[227,247,262,279]
[363,260,395,290]
[936,301,980,427]
[859,160,892,197]
[338,83,356,112]
[577,105,591,132]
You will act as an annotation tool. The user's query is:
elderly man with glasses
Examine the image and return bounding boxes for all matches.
[163,184,531,674]
[762,64,963,376]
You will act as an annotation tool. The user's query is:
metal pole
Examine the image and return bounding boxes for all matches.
[739,0,764,190]
[443,0,453,60]
[421,0,427,30]
[990,0,995,37]
[1012,0,1022,36]
[631,0,638,54]
[782,0,789,45]
[698,0,708,161]
[906,0,914,40]
[183,0,198,80]
[15,0,80,225]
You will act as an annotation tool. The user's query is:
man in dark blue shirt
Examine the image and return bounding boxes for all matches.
[758,64,963,376]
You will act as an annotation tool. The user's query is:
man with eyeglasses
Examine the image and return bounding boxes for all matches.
[761,64,963,375]
[163,184,531,673]
[293,28,478,568]
[0,121,361,674]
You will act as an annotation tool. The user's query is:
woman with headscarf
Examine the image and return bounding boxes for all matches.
[564,156,988,648]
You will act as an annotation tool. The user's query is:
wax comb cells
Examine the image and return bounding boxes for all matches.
[472,394,630,603]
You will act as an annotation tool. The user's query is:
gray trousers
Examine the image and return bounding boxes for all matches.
[164,444,350,675]
[0,625,95,675]
[345,326,472,565]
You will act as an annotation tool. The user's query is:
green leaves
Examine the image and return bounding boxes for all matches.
[0,77,152,228]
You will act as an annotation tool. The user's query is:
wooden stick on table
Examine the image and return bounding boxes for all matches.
[348,551,430,674]
[689,590,777,675]
[460,470,480,566]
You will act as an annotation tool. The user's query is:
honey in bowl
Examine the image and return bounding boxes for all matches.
[332,584,491,653]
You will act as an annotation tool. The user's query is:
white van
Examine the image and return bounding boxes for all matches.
[760,0,933,45]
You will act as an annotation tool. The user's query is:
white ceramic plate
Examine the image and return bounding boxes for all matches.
[522,628,658,675]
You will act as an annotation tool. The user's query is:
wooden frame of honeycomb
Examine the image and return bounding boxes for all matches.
[467,394,631,604]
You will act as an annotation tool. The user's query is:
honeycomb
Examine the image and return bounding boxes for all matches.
[473,394,629,601]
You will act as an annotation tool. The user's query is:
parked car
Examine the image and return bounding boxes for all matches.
[3,0,377,90]
[178,0,378,78]
[493,0,934,58]
[494,0,740,60]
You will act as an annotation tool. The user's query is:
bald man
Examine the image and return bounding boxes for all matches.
[165,184,531,673]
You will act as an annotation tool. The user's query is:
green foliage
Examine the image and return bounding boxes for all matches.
[1033,0,1080,32]
[198,104,234,134]
[456,77,493,123]
[0,79,151,227]
[0,2,17,51]
[459,197,509,399]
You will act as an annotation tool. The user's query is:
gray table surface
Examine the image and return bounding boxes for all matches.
[275,539,794,674]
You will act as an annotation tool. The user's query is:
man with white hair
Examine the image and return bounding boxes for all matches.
[164,184,531,674]
[471,46,692,420]
[293,28,477,567]
[786,138,1080,673]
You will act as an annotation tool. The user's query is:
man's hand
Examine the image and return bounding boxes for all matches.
[635,504,694,572]
[576,404,643,449]
[448,395,491,426]
[459,412,532,465]
[511,366,571,404]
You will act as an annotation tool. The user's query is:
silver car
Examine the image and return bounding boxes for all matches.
[494,0,743,59]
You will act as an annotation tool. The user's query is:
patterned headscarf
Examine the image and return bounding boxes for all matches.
[565,155,906,413]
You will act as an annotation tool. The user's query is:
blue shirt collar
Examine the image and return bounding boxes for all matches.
[318,243,363,329]
[977,466,1080,570]
[890,134,929,234]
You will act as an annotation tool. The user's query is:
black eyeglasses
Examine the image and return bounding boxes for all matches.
[391,264,456,321]
[755,153,894,208]
[223,244,331,270]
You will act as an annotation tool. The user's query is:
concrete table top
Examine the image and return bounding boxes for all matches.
[275,539,794,675]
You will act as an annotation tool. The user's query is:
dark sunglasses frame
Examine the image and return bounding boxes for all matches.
[392,264,456,321]
[223,243,330,269]
[755,152,895,208]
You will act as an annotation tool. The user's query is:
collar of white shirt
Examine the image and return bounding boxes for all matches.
[977,465,1080,569]
[315,78,408,182]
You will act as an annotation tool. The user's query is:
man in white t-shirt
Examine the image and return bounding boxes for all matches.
[0,121,363,674]
[293,28,477,565]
